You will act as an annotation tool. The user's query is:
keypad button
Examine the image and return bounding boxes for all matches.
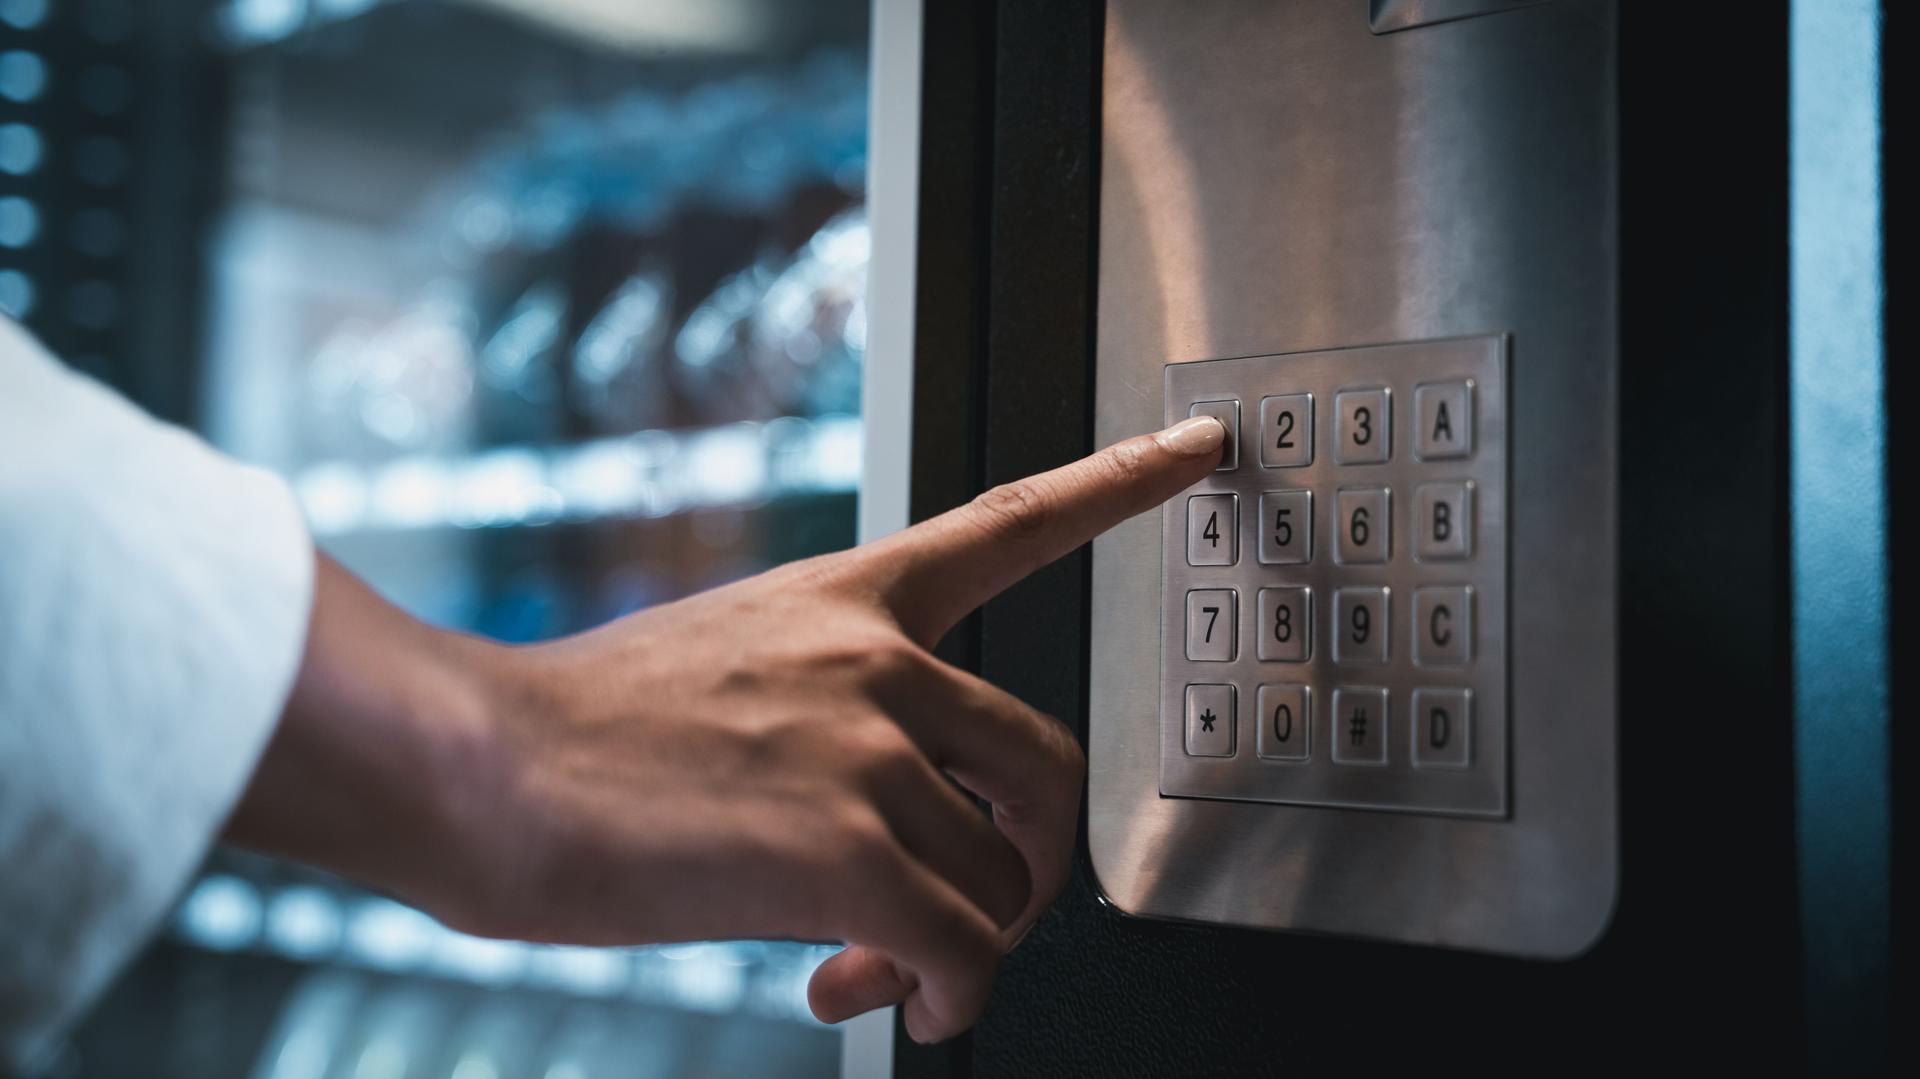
[1331,686,1389,765]
[1256,489,1312,564]
[1413,482,1473,561]
[1189,399,1240,471]
[1414,380,1474,460]
[1185,588,1237,662]
[1411,687,1472,769]
[1334,486,1391,564]
[1333,387,1391,464]
[1258,393,1314,468]
[1186,494,1238,566]
[1256,586,1312,662]
[1333,587,1390,665]
[1256,683,1311,761]
[1412,586,1471,667]
[1184,683,1236,757]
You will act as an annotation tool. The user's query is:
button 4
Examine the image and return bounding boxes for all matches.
[1184,684,1235,757]
[1189,398,1240,471]
[1187,494,1237,566]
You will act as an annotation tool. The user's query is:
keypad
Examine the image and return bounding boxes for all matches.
[1159,336,1508,818]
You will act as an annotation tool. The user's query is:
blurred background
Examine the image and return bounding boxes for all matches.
[1,0,871,1075]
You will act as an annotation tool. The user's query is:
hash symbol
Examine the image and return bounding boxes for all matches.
[1349,708,1368,746]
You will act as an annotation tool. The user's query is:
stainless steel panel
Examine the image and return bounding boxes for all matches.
[1370,0,1554,35]
[1090,0,1616,956]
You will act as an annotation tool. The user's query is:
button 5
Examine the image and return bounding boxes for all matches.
[1257,489,1311,564]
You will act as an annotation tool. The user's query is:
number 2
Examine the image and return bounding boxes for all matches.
[1274,410,1295,449]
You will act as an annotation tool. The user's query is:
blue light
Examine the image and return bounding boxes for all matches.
[1790,0,1887,1062]
[0,123,43,175]
[0,49,45,102]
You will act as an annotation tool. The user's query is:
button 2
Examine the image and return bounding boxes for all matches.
[1189,399,1240,471]
[1412,586,1471,666]
[1414,380,1473,460]
[1333,587,1390,665]
[1185,588,1237,662]
[1256,586,1311,662]
[1331,685,1389,765]
[1184,684,1235,757]
[1335,487,1390,564]
[1411,687,1471,768]
[1413,482,1473,561]
[1257,489,1311,564]
[1333,387,1390,464]
[1187,494,1237,566]
[1256,683,1310,761]
[1259,393,1313,468]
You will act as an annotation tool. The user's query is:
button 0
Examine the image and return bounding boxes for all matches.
[1413,482,1473,561]
[1257,489,1311,564]
[1333,387,1390,464]
[1189,399,1240,471]
[1411,687,1472,769]
[1414,380,1474,460]
[1258,393,1313,468]
[1333,587,1390,665]
[1187,494,1237,566]
[1334,486,1390,564]
[1412,586,1471,667]
[1185,588,1237,662]
[1256,586,1311,662]
[1185,683,1235,757]
[1331,686,1389,765]
[1256,683,1310,761]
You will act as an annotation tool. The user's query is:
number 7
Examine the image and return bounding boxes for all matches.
[1202,605,1220,641]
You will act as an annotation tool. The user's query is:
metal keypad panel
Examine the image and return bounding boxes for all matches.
[1159,337,1508,817]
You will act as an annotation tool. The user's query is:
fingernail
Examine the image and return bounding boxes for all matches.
[1156,415,1226,458]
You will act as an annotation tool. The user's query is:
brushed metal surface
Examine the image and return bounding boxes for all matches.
[1090,0,1617,957]
[1370,0,1554,34]
[1159,338,1509,817]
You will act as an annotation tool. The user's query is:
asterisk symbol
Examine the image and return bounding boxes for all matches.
[1200,708,1217,733]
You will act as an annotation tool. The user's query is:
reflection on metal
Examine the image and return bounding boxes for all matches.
[1789,0,1888,1064]
[1369,0,1553,35]
[1089,0,1617,956]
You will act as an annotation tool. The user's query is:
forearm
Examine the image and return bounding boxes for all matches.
[222,554,518,923]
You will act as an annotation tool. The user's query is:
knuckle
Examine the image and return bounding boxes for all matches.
[967,480,1051,543]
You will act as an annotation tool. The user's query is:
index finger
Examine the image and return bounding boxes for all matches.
[866,415,1225,647]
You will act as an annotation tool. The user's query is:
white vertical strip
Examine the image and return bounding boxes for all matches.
[1790,0,1887,1063]
[855,0,923,548]
[843,1,921,1075]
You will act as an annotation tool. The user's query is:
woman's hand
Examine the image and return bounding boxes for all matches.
[224,415,1225,1044]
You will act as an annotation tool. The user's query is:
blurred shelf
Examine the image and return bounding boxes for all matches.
[293,415,861,537]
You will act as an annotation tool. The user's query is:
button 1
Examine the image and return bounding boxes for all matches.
[1333,587,1390,665]
[1333,387,1390,464]
[1412,586,1471,666]
[1334,486,1391,564]
[1255,586,1312,662]
[1414,380,1474,460]
[1413,482,1473,561]
[1256,683,1311,761]
[1185,683,1235,757]
[1258,393,1313,468]
[1331,685,1389,765]
[1256,489,1312,564]
[1185,588,1237,662]
[1411,687,1472,768]
[1189,399,1240,471]
[1186,494,1237,566]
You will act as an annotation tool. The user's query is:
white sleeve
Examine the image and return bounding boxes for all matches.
[0,318,315,1072]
